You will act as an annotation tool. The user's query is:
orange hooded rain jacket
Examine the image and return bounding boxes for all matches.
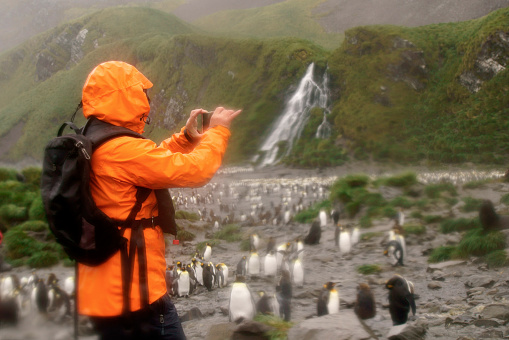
[78,61,230,317]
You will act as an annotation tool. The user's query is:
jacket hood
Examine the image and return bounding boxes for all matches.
[82,61,153,134]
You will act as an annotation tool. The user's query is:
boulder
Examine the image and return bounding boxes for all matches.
[426,260,466,273]
[180,307,203,322]
[387,320,427,340]
[206,322,236,340]
[464,275,497,289]
[481,303,509,322]
[231,320,274,340]
[287,310,375,340]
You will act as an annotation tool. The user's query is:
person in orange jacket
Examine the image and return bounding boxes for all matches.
[78,61,241,339]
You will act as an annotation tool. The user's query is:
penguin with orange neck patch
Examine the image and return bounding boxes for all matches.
[317,281,339,316]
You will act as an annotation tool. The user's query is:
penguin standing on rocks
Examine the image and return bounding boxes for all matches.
[229,276,256,323]
[203,243,212,262]
[276,270,292,322]
[351,225,360,246]
[248,252,261,277]
[291,258,304,288]
[34,278,49,314]
[317,282,339,316]
[203,262,215,292]
[250,234,260,252]
[339,225,351,254]
[264,250,277,277]
[216,263,229,287]
[266,236,276,253]
[384,240,404,266]
[192,258,204,286]
[237,256,247,277]
[177,266,190,297]
[304,220,321,245]
[386,274,416,325]
[354,283,376,320]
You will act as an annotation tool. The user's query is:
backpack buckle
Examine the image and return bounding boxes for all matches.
[151,216,154,228]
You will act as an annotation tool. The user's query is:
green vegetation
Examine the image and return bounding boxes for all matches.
[254,314,294,340]
[1,6,509,167]
[462,179,493,189]
[294,200,331,223]
[423,214,443,224]
[357,264,382,275]
[196,239,221,254]
[375,172,418,188]
[424,183,458,199]
[213,224,242,242]
[455,229,506,257]
[403,224,426,235]
[440,217,480,233]
[176,227,196,242]
[484,250,509,268]
[500,193,509,205]
[428,246,457,263]
[175,210,200,221]
[360,232,383,241]
[460,197,483,213]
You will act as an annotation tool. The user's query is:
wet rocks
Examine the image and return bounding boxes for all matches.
[287,311,375,340]
[387,319,427,340]
[464,275,497,288]
[427,260,466,273]
[481,303,509,321]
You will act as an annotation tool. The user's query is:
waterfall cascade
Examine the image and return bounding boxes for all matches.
[255,63,331,166]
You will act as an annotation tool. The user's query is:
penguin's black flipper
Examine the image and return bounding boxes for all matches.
[407,293,416,316]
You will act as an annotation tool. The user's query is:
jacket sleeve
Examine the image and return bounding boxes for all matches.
[158,127,199,154]
[94,126,231,190]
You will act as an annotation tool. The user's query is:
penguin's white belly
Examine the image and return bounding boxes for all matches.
[397,235,407,259]
[195,266,204,285]
[319,211,327,227]
[248,255,260,275]
[339,232,351,254]
[292,262,304,287]
[328,291,340,314]
[351,228,360,245]
[64,277,75,296]
[178,274,190,296]
[222,266,229,285]
[229,283,255,322]
[264,255,277,276]
[204,247,212,261]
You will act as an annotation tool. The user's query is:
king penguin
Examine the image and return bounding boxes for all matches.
[203,262,215,292]
[339,226,351,254]
[386,274,416,325]
[384,240,404,266]
[237,256,247,277]
[256,291,273,315]
[177,266,190,297]
[351,225,360,246]
[291,259,304,288]
[250,233,260,252]
[248,252,260,277]
[203,243,212,262]
[317,282,339,316]
[304,220,321,245]
[264,250,277,277]
[319,209,327,227]
[229,276,256,323]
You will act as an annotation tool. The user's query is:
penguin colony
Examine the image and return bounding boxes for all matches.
[164,179,418,333]
[0,271,74,325]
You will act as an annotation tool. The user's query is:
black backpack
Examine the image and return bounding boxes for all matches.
[41,115,177,267]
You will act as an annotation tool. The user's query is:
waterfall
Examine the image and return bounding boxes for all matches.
[255,63,331,166]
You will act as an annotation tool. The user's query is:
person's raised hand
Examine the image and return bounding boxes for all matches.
[208,107,242,130]
[185,108,209,139]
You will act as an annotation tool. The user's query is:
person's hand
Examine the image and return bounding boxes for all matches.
[185,109,209,139]
[208,107,242,130]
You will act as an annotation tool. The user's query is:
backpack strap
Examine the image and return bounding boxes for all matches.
[119,187,152,315]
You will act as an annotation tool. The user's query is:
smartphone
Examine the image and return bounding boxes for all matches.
[197,111,212,134]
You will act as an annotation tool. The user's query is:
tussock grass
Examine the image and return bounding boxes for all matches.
[176,228,196,242]
[428,246,457,263]
[403,224,426,235]
[500,193,509,205]
[460,197,483,213]
[455,229,506,258]
[424,183,458,199]
[440,217,480,234]
[240,239,251,252]
[175,210,200,221]
[423,214,443,224]
[213,224,242,242]
[294,200,330,223]
[375,172,418,188]
[357,264,382,275]
[484,250,509,268]
[254,314,294,340]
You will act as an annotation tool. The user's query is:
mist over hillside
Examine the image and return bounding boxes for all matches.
[1,0,509,54]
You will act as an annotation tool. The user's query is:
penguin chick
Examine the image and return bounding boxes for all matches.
[256,291,273,315]
[386,275,416,325]
[354,283,376,320]
[304,220,321,245]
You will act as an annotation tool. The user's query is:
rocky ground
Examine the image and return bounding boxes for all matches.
[1,163,509,339]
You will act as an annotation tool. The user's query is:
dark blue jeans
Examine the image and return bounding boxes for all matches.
[90,294,186,340]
